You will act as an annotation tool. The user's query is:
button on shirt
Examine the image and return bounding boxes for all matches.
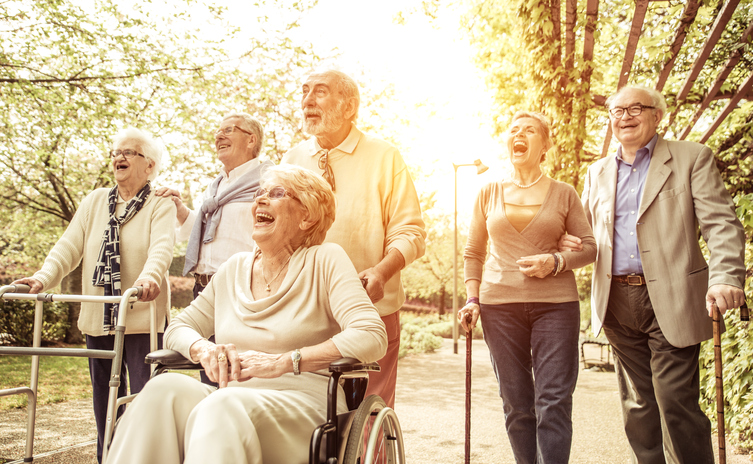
[612,134,657,275]
[176,158,260,275]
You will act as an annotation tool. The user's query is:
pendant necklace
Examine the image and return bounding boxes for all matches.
[511,172,544,189]
[260,254,292,292]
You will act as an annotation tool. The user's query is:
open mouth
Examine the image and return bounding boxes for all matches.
[115,162,129,171]
[513,140,528,154]
[255,212,275,225]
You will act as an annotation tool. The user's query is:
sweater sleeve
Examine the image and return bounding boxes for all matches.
[463,186,490,283]
[383,149,426,266]
[135,196,176,287]
[32,191,94,290]
[560,186,597,271]
[164,270,218,359]
[323,245,388,363]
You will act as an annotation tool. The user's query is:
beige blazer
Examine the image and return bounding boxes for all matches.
[582,136,745,348]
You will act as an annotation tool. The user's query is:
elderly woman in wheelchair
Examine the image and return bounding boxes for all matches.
[106,165,388,464]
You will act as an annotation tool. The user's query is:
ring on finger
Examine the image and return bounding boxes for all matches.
[217,353,227,363]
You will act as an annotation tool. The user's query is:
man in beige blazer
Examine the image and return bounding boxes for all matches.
[563,85,746,463]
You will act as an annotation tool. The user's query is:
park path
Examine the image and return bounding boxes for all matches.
[1,338,750,463]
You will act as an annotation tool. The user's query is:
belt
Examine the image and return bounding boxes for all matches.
[613,274,646,286]
[194,273,213,287]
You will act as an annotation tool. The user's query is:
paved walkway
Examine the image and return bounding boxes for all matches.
[1,339,750,463]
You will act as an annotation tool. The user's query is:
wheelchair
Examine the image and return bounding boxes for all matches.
[145,349,406,464]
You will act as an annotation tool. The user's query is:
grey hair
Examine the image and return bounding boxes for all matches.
[112,127,162,180]
[607,85,667,119]
[511,111,553,162]
[318,70,360,122]
[222,112,265,159]
[261,164,336,249]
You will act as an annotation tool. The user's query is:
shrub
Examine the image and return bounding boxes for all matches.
[399,322,444,358]
[0,299,70,346]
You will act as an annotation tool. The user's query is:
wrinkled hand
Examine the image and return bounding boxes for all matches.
[458,303,480,333]
[133,279,160,302]
[237,350,287,381]
[706,284,746,317]
[558,234,583,252]
[517,254,555,279]
[155,187,190,224]
[11,277,43,294]
[197,343,241,389]
[358,267,387,303]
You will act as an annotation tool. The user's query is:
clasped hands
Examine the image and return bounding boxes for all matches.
[193,342,290,389]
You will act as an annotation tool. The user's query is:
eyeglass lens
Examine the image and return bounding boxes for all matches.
[109,149,142,158]
[611,105,651,118]
[255,187,287,200]
[317,149,336,192]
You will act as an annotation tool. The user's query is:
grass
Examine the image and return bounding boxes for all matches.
[0,346,91,410]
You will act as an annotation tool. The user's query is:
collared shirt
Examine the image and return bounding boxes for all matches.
[282,123,426,316]
[612,134,657,275]
[176,158,261,275]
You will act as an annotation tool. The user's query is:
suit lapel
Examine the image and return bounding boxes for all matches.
[638,137,672,219]
[597,158,618,246]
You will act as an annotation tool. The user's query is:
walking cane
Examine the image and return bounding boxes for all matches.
[465,313,473,464]
[713,299,749,464]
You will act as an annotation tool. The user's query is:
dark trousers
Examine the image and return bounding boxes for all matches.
[86,332,163,463]
[602,281,714,464]
[193,282,218,388]
[480,301,580,464]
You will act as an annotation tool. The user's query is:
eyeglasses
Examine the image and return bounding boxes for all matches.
[109,149,145,159]
[215,125,253,137]
[316,149,336,192]
[609,104,655,119]
[254,186,299,201]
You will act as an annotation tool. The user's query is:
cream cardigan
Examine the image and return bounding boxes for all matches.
[32,188,176,336]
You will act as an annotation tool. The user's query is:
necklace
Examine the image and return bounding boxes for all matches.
[259,254,292,292]
[511,172,544,189]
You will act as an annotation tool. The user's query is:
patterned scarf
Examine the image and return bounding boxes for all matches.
[92,182,151,330]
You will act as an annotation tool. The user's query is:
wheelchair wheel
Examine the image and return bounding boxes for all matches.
[341,395,405,464]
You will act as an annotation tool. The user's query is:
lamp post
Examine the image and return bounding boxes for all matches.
[453,159,489,354]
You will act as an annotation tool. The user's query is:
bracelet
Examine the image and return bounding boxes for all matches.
[466,297,480,306]
[556,252,565,275]
[551,253,560,276]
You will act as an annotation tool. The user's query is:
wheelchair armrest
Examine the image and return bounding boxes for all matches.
[329,357,380,373]
[145,349,200,369]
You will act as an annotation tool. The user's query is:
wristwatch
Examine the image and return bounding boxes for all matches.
[291,349,301,375]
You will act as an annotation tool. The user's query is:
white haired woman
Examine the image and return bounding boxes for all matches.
[458,111,596,463]
[105,164,387,464]
[13,127,176,463]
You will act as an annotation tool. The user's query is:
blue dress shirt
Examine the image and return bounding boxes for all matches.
[612,135,657,275]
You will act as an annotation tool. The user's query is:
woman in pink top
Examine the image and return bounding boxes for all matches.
[459,111,596,463]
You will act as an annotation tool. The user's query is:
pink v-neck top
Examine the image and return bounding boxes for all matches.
[464,179,597,304]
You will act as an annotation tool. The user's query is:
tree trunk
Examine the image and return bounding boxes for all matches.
[62,263,83,344]
[438,287,446,316]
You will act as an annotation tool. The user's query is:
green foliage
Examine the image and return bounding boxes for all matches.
[399,315,445,358]
[0,299,69,346]
[0,349,91,410]
[402,194,465,314]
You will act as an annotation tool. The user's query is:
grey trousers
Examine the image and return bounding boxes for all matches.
[602,281,714,464]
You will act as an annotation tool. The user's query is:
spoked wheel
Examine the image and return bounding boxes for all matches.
[341,395,405,464]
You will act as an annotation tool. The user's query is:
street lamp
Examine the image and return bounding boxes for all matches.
[453,159,488,354]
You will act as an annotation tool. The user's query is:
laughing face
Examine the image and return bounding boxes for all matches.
[215,117,255,172]
[506,117,549,169]
[301,73,349,137]
[111,141,152,190]
[609,87,662,151]
[251,178,309,253]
